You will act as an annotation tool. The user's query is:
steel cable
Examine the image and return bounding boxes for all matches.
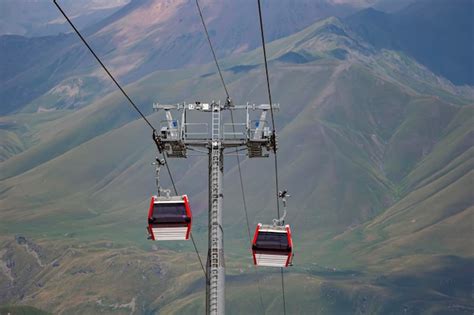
[53,0,156,131]
[256,1,287,313]
[195,0,266,312]
[54,0,207,281]
[195,0,229,99]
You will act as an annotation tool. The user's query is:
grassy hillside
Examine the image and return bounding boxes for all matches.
[0,305,50,315]
[1,235,471,314]
[1,15,473,314]
[0,0,366,116]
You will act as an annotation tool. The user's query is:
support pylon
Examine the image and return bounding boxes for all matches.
[153,101,278,314]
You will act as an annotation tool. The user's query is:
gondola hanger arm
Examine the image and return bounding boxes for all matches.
[273,190,290,226]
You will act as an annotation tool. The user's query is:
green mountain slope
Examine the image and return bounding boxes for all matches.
[1,13,473,315]
[0,0,364,116]
[346,0,474,85]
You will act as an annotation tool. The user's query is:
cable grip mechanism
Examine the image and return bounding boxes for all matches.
[273,190,290,226]
[152,157,170,197]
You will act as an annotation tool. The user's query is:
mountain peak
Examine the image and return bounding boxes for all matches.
[346,0,474,85]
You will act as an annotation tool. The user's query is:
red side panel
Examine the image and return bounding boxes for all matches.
[183,195,192,240]
[285,225,292,267]
[148,196,156,240]
[252,223,261,246]
[252,224,261,265]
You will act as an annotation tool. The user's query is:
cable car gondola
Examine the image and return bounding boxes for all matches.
[147,195,192,241]
[252,223,293,267]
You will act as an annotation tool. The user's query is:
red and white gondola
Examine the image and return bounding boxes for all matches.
[147,195,192,241]
[252,223,293,267]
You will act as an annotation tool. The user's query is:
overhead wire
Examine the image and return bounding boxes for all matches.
[280,268,287,314]
[194,0,229,99]
[53,0,155,131]
[163,153,207,278]
[53,0,207,280]
[256,0,281,219]
[256,0,287,314]
[194,0,265,312]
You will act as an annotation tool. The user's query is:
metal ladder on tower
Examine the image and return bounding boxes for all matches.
[209,102,222,314]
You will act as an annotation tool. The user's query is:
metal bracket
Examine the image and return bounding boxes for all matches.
[152,130,164,153]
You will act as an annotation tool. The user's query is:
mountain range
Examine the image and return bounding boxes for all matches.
[347,0,474,85]
[0,0,130,37]
[0,0,473,314]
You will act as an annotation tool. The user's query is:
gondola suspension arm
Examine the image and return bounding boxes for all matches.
[273,190,290,226]
[151,158,170,197]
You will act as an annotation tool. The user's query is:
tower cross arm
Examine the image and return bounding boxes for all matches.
[153,101,280,112]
